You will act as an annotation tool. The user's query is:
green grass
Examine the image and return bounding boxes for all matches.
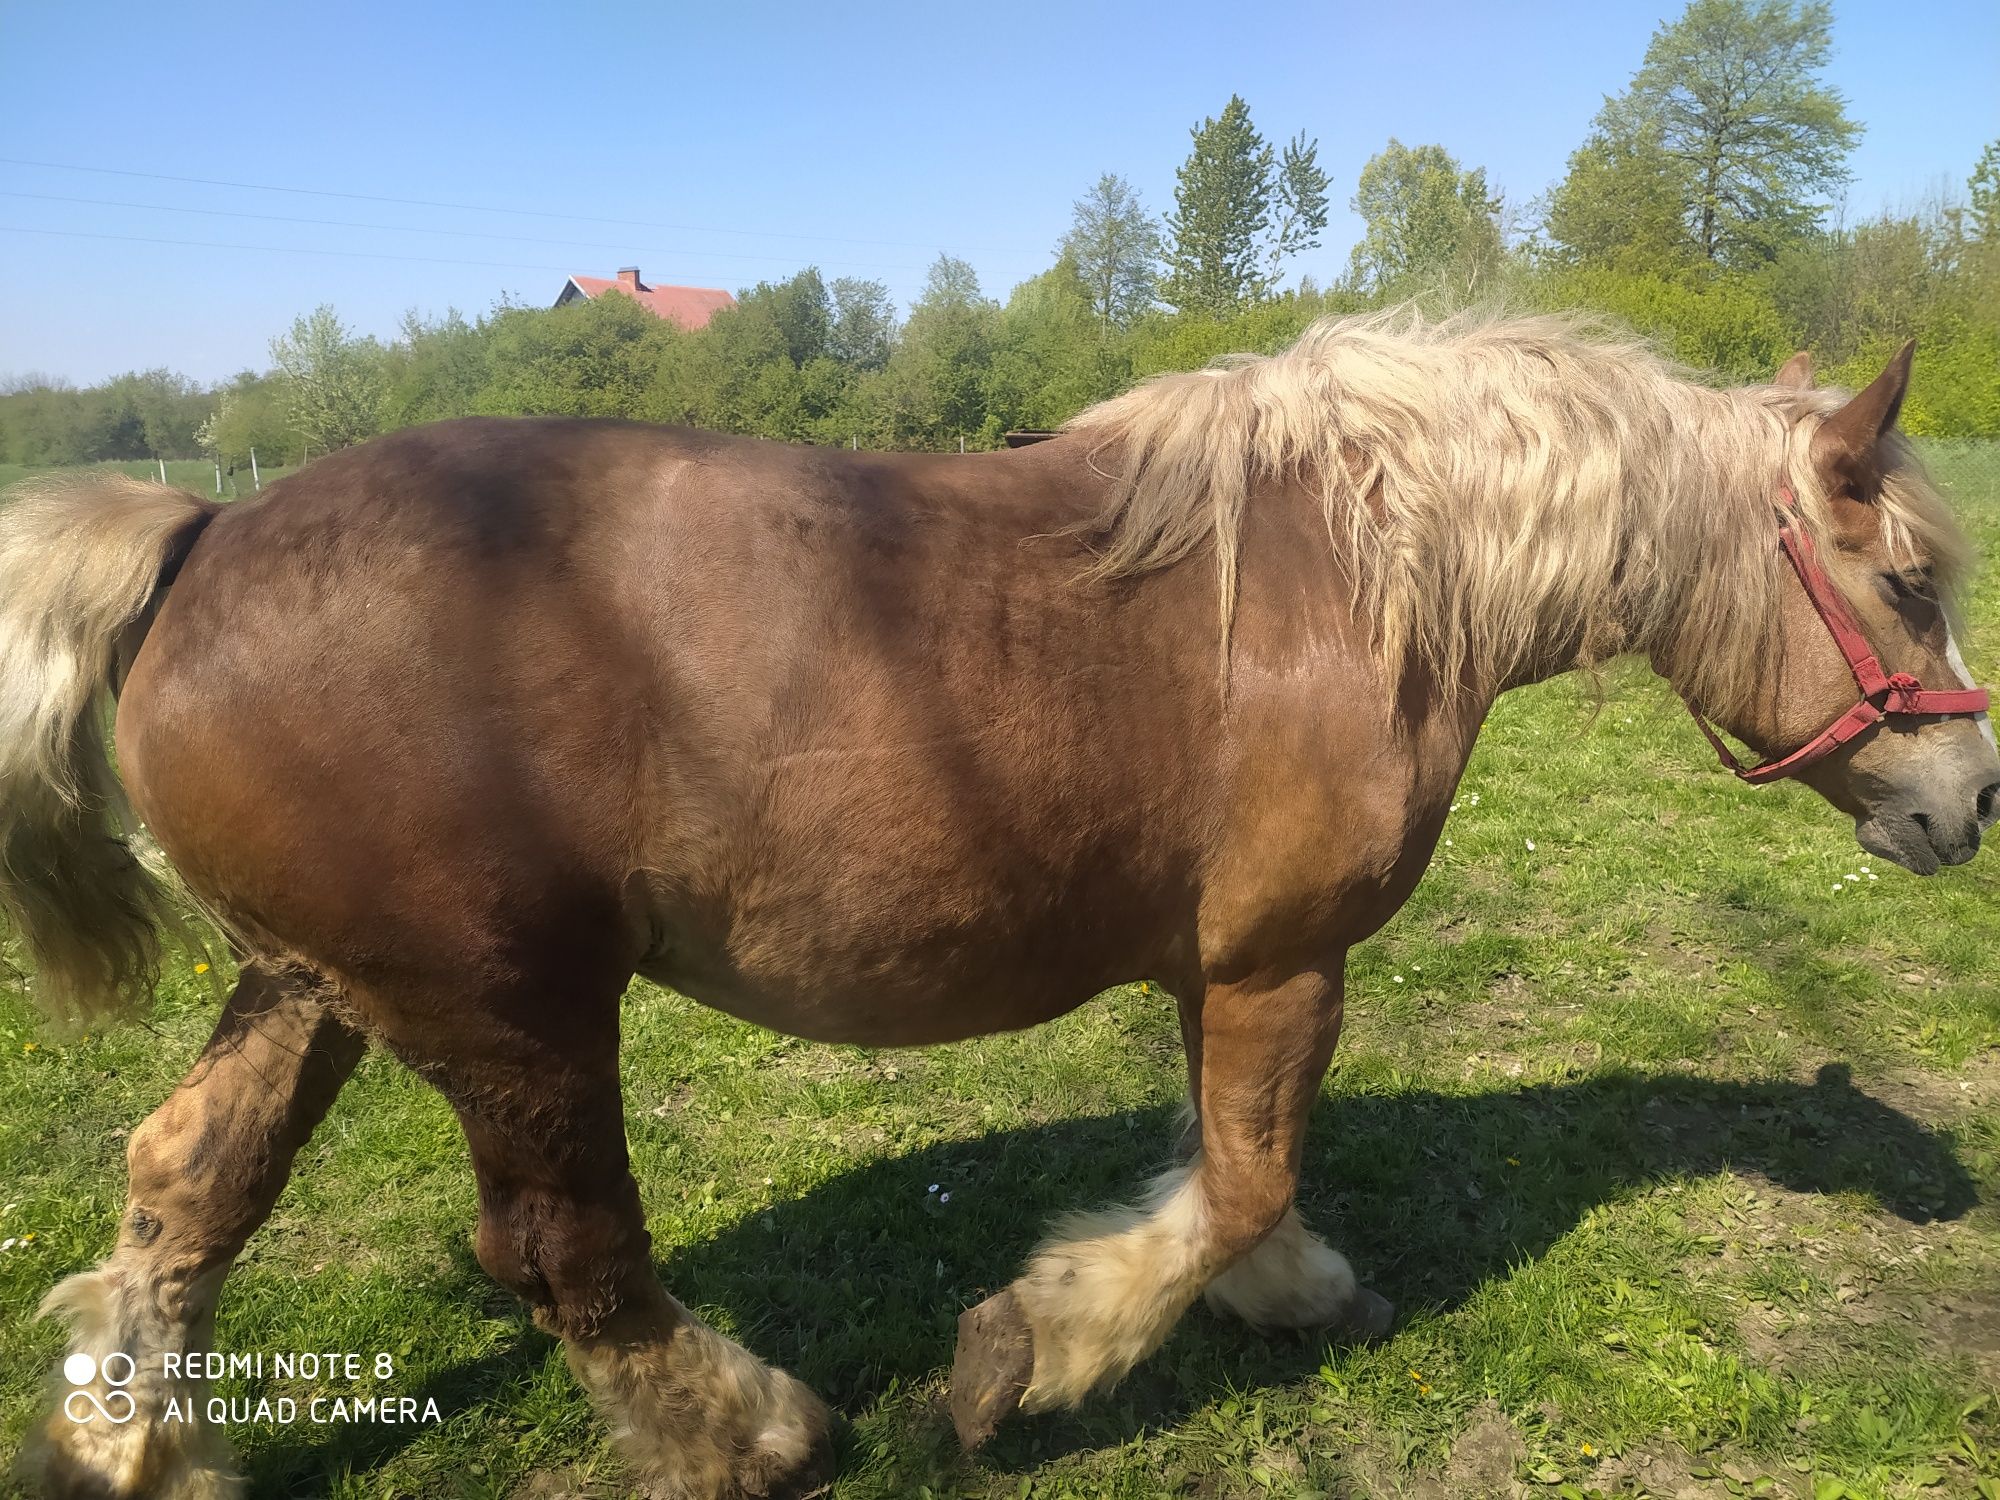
[4,445,2000,1500]
[0,458,296,500]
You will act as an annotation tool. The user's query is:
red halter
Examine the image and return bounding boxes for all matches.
[1683,484,1991,785]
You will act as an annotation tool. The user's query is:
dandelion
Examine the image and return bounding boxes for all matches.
[194,962,210,974]
[22,1043,34,1053]
[1506,1156,1520,1166]
[1581,1442,1597,1457]
[1417,1382,1432,1395]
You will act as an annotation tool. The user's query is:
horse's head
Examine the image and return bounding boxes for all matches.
[1709,344,1998,873]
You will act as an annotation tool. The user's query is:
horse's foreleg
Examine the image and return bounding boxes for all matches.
[951,961,1390,1446]
[30,961,365,1500]
[424,1000,833,1500]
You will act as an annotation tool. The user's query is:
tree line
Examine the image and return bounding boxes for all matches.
[4,0,1996,471]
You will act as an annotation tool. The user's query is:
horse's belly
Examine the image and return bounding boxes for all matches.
[633,850,1159,1047]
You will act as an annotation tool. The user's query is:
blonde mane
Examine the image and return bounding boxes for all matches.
[1066,307,1967,716]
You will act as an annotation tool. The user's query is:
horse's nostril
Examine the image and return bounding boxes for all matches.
[1910,810,1931,834]
[1979,782,2000,827]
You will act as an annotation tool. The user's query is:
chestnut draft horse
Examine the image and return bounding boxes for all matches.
[5,313,1995,1499]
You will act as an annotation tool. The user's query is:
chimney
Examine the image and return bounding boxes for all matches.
[617,266,643,291]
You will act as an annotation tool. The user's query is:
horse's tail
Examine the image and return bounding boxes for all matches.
[0,474,219,1024]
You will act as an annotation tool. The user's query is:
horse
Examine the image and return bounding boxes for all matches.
[3,311,1993,1500]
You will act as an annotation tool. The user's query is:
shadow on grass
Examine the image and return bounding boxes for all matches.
[263,1062,1978,1490]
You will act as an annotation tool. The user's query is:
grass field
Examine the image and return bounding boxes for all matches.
[0,458,296,499]
[3,446,1999,1500]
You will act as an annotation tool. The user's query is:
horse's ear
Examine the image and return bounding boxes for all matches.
[1811,339,1915,498]
[1774,351,1814,389]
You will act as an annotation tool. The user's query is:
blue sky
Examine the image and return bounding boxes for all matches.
[1,0,1994,385]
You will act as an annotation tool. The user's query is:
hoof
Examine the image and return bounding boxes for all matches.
[950,1287,1035,1449]
[1341,1286,1396,1342]
[745,1383,836,1500]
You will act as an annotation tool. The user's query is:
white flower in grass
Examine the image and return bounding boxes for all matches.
[1525,838,1536,852]
[940,1192,951,1204]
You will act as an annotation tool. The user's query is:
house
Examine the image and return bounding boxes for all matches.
[553,267,734,330]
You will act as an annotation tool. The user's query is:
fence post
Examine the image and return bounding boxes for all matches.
[214,459,222,495]
[250,448,261,492]
[157,458,167,484]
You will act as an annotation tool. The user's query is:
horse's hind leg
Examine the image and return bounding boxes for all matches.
[401,984,832,1500]
[952,962,1391,1445]
[29,960,366,1500]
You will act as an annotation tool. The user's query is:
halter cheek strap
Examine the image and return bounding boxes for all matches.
[1683,485,1991,786]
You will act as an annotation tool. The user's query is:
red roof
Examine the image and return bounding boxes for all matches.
[559,270,734,330]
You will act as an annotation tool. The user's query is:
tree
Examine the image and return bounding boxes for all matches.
[380,309,490,428]
[985,257,1128,431]
[1059,173,1162,333]
[1347,140,1503,297]
[1268,134,1332,287]
[828,277,897,370]
[473,291,671,420]
[1970,140,2000,244]
[269,305,387,453]
[879,255,999,448]
[1550,0,1859,269]
[1163,96,1276,315]
[1542,123,1699,273]
[199,371,303,468]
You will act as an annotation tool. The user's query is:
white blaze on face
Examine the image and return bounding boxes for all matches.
[1944,627,1997,754]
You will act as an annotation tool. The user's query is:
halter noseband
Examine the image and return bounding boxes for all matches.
[1683,482,1991,786]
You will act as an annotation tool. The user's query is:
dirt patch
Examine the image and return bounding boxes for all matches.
[1437,1402,1529,1498]
[1590,1438,1749,1498]
[1641,918,1721,982]
[509,1464,614,1499]
[1868,1049,2000,1125]
[1743,1284,2000,1381]
[1352,1400,1529,1499]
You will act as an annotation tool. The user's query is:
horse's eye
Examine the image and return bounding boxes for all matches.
[1879,568,1938,608]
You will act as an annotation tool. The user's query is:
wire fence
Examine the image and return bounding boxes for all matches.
[1917,438,2000,508]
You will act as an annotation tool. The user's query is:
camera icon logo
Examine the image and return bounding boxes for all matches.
[62,1352,137,1424]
